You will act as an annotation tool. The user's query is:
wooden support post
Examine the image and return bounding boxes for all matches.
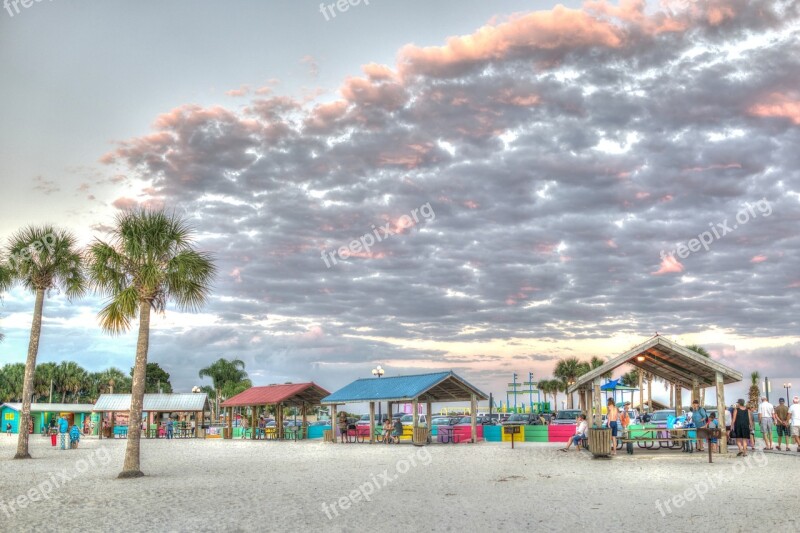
[426,402,432,439]
[675,385,682,417]
[277,403,283,439]
[387,401,393,421]
[716,371,727,454]
[412,398,419,429]
[227,407,233,439]
[301,403,307,440]
[593,379,602,427]
[692,379,700,405]
[330,404,337,442]
[638,371,644,414]
[251,406,256,440]
[470,394,478,443]
[369,402,375,444]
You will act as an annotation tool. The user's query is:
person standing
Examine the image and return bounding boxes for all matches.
[774,398,791,451]
[705,412,720,453]
[692,400,708,452]
[167,418,174,440]
[731,399,750,456]
[789,396,800,453]
[338,412,348,444]
[758,397,774,450]
[620,402,633,454]
[607,399,619,455]
[748,405,757,450]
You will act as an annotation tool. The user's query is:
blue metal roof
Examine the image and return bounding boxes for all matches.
[321,371,487,404]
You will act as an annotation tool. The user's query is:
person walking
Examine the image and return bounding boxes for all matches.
[789,396,800,453]
[774,398,790,451]
[692,400,708,452]
[731,399,751,456]
[338,412,348,444]
[758,397,774,450]
[607,399,619,455]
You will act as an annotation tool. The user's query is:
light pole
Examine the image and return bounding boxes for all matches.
[528,372,534,413]
[512,372,518,412]
[784,382,792,404]
[372,365,384,420]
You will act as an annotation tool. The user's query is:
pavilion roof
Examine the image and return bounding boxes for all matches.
[321,371,488,404]
[220,383,330,408]
[93,393,209,412]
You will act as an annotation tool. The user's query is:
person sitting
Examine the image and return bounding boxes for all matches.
[392,418,404,444]
[381,418,392,443]
[560,414,588,452]
[69,424,81,449]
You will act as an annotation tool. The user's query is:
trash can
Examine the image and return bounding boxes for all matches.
[588,428,612,457]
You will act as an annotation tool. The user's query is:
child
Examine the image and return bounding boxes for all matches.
[381,418,392,443]
[392,418,404,444]
[5,422,11,436]
[69,424,81,449]
[706,412,720,453]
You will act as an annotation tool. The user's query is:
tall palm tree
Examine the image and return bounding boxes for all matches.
[88,209,216,479]
[55,361,85,403]
[554,358,584,409]
[6,226,86,459]
[0,261,11,342]
[198,358,249,421]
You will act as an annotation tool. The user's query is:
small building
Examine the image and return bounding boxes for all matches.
[0,403,95,434]
[93,393,210,438]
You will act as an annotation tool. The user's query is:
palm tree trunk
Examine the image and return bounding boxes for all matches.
[15,288,44,459]
[119,301,150,479]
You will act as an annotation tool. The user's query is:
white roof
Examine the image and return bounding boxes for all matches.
[1,403,95,413]
[93,393,209,412]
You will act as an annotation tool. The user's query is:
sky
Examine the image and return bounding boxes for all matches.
[1,0,799,407]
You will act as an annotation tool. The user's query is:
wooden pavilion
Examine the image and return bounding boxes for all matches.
[568,335,742,453]
[220,383,331,440]
[321,371,489,444]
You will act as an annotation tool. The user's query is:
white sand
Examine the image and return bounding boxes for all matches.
[0,434,797,532]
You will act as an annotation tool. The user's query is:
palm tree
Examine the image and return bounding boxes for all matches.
[0,363,26,402]
[6,226,86,459]
[199,358,249,421]
[55,361,85,403]
[554,357,584,409]
[88,209,216,478]
[537,379,552,410]
[748,371,760,409]
[0,261,11,342]
[34,362,58,402]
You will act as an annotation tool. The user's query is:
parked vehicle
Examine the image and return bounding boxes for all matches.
[356,414,372,426]
[430,416,458,427]
[550,409,583,425]
[400,414,427,427]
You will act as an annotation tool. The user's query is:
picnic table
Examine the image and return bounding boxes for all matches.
[621,426,696,450]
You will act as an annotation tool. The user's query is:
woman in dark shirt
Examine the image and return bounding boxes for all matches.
[731,399,751,456]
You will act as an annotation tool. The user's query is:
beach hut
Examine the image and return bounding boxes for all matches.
[220,383,331,440]
[322,371,489,444]
[93,393,210,438]
[568,335,742,453]
[0,403,95,434]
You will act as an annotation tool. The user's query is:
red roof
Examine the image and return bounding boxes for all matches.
[220,382,330,407]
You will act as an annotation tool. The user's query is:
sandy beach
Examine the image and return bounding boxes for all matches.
[0,435,796,532]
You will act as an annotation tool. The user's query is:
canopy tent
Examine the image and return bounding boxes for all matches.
[322,371,489,444]
[220,382,330,440]
[93,393,210,438]
[600,380,639,405]
[568,335,742,452]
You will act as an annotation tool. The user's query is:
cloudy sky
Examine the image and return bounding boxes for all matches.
[1,0,799,406]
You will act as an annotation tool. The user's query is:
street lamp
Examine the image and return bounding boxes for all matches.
[372,365,385,420]
[784,382,792,404]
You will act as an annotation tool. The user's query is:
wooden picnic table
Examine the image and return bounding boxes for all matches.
[620,426,697,449]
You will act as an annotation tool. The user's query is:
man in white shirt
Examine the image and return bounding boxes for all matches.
[560,414,588,452]
[758,397,775,450]
[789,396,800,452]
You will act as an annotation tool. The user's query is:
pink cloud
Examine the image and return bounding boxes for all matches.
[749,92,800,124]
[751,255,767,263]
[397,5,624,78]
[652,254,684,275]
[225,85,251,97]
[362,63,396,81]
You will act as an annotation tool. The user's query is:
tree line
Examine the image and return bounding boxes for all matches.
[0,361,176,404]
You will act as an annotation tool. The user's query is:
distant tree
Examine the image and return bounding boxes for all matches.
[131,362,173,393]
[685,344,711,405]
[0,363,26,402]
[555,358,585,408]
[199,358,249,420]
[748,371,760,409]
